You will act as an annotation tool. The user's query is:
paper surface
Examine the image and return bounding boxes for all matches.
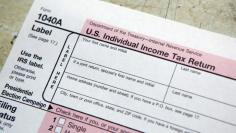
[0,0,236,132]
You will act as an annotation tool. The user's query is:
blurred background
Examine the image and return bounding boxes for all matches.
[0,0,236,70]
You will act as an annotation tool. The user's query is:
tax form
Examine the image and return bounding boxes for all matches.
[0,0,236,132]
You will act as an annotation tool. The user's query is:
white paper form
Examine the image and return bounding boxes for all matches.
[0,0,236,132]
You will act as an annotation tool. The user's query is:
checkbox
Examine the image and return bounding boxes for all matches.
[58,118,66,125]
[55,126,62,133]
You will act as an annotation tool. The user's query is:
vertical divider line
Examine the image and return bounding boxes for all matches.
[163,64,178,102]
[51,34,80,102]
[165,0,171,18]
